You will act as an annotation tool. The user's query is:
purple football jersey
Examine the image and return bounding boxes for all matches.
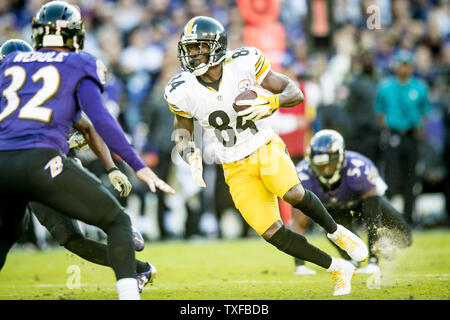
[296,151,385,209]
[0,49,104,154]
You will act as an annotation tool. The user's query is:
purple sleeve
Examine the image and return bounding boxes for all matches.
[296,162,318,193]
[345,156,377,195]
[72,110,82,124]
[76,78,146,172]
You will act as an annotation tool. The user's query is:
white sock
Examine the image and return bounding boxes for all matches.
[116,278,140,300]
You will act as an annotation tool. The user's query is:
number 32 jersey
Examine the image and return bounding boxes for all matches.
[164,47,275,163]
[0,49,105,154]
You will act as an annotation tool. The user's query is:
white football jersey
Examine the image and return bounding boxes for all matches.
[164,46,275,163]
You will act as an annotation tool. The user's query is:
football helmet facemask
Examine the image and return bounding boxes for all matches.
[178,16,227,76]
[32,1,85,52]
[306,129,345,189]
[0,39,33,60]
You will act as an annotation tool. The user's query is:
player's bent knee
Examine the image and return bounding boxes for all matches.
[266,225,306,252]
[261,220,283,241]
[63,233,85,250]
[43,216,85,247]
[97,210,131,234]
[52,225,84,247]
[282,184,305,206]
[109,211,131,228]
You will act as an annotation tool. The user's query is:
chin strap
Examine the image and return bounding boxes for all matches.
[192,63,209,76]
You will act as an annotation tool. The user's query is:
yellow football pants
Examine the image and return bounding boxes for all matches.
[222,135,301,235]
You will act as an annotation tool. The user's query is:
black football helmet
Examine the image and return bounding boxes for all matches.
[306,129,345,188]
[32,1,85,51]
[0,39,33,60]
[178,16,227,76]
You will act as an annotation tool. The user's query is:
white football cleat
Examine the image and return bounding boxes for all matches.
[356,262,380,274]
[293,265,317,275]
[328,258,356,296]
[327,224,369,262]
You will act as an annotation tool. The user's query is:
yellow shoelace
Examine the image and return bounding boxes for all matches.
[337,235,358,253]
[331,270,347,289]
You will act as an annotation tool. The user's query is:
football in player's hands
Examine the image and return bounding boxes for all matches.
[232,89,257,112]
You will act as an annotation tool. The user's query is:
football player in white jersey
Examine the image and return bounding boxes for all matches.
[164,16,369,296]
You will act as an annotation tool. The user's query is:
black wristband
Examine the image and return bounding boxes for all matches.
[106,167,119,174]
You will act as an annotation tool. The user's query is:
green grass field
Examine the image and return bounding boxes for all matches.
[0,229,449,300]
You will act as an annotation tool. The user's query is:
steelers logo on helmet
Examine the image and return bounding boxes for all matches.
[306,129,345,188]
[32,0,85,52]
[178,16,227,76]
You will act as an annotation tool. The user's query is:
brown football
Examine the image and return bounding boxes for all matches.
[232,90,257,112]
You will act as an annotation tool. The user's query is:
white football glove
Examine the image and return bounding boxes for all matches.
[108,168,132,197]
[188,148,206,188]
[236,86,280,121]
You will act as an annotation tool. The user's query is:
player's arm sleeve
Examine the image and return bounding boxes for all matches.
[76,78,146,172]
[253,48,271,85]
[72,110,82,124]
[296,164,313,189]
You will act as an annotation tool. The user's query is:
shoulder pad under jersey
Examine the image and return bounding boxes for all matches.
[226,46,271,84]
[75,51,107,92]
[164,72,194,118]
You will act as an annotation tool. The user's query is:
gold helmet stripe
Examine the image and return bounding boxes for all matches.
[187,17,197,34]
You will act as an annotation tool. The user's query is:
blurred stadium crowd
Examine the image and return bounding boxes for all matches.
[1,0,449,246]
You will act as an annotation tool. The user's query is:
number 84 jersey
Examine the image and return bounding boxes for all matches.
[164,47,275,164]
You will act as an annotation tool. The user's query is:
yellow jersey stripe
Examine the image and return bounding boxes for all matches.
[256,58,270,81]
[254,53,263,71]
[168,102,182,112]
[169,108,191,117]
[256,57,267,75]
[168,103,191,117]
